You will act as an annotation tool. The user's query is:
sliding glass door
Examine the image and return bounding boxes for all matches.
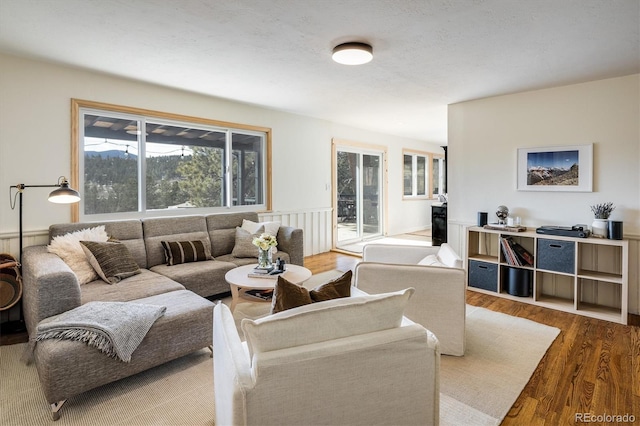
[336,148,383,247]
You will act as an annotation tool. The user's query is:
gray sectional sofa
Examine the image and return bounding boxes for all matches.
[21,211,303,420]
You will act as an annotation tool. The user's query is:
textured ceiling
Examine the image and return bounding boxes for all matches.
[1,0,638,143]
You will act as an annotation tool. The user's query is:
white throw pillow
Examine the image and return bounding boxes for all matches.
[241,219,281,238]
[417,254,446,267]
[47,226,109,285]
[437,243,463,268]
[241,288,414,358]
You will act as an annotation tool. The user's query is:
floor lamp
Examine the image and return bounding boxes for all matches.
[9,176,81,264]
[3,177,79,334]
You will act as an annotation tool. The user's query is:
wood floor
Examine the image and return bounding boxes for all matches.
[308,251,640,426]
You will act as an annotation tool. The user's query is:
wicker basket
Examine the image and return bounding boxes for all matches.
[0,253,22,311]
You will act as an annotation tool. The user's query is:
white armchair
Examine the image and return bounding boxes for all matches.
[212,289,440,426]
[355,243,466,356]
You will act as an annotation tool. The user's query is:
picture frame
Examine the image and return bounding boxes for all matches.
[517,144,593,192]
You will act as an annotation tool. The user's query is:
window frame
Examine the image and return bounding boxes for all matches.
[402,149,432,200]
[432,154,445,198]
[71,99,272,222]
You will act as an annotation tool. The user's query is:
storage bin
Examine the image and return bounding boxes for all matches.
[536,239,575,274]
[468,260,498,292]
[502,266,532,297]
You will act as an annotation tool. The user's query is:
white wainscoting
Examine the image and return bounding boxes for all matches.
[449,220,640,316]
[259,208,333,257]
[0,231,49,260]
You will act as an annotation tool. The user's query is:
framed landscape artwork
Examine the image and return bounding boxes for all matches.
[517,144,593,192]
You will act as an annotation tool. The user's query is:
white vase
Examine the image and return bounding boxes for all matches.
[591,219,609,238]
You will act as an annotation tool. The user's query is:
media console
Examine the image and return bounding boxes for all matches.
[466,226,629,324]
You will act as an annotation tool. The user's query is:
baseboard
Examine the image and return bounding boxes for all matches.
[330,248,363,258]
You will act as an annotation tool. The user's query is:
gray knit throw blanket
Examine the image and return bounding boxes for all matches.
[36,301,166,362]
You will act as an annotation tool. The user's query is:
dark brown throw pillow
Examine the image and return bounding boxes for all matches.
[309,270,352,302]
[270,276,313,314]
[161,240,211,266]
[80,240,141,284]
[270,270,352,314]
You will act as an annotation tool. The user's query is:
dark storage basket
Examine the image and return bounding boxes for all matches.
[468,260,498,292]
[536,239,575,274]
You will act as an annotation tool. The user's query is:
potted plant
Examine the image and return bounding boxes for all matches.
[590,202,615,237]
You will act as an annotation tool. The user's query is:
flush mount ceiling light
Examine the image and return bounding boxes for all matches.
[332,42,373,65]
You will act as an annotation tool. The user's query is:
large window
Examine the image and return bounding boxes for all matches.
[403,151,428,198]
[403,150,444,199]
[72,100,270,221]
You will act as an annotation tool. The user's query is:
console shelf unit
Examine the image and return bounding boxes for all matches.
[466,226,629,324]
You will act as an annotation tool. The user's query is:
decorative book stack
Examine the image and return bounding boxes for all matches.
[247,265,286,279]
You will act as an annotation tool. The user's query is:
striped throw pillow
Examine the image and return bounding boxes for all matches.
[161,240,211,266]
[80,241,141,284]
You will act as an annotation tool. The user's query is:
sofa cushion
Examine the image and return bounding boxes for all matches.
[150,259,237,298]
[206,212,259,257]
[270,270,352,314]
[80,241,141,284]
[241,219,280,238]
[160,240,212,266]
[142,216,211,268]
[231,226,264,258]
[80,269,185,304]
[47,226,109,285]
[241,219,280,249]
[241,287,414,358]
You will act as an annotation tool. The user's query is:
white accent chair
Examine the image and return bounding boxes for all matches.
[212,288,440,426]
[355,243,466,356]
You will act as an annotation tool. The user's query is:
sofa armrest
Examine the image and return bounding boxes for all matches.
[213,302,254,426]
[276,226,303,266]
[21,245,81,337]
[362,243,438,264]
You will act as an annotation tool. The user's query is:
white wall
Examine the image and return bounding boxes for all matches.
[0,53,441,256]
[448,74,639,233]
[447,74,640,314]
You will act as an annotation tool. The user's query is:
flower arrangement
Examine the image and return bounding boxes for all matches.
[590,202,615,219]
[252,233,278,250]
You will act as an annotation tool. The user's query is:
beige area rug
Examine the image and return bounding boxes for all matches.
[0,271,559,426]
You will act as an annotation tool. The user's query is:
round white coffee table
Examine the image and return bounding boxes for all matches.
[225,264,312,312]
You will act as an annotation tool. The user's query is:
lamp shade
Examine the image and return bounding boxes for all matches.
[332,42,373,65]
[48,180,81,204]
